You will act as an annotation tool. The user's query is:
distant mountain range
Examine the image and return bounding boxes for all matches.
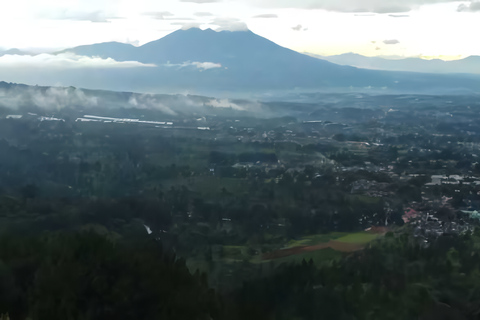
[0,28,479,96]
[0,48,31,56]
[311,52,480,75]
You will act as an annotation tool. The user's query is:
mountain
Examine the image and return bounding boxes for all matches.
[58,41,138,61]
[0,48,31,56]
[62,28,362,91]
[312,52,480,74]
[0,28,479,96]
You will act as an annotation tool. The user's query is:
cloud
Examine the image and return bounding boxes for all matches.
[71,11,115,22]
[0,53,156,69]
[171,22,204,29]
[243,0,455,13]
[458,2,480,11]
[144,12,194,20]
[211,17,249,31]
[389,14,410,17]
[165,61,222,70]
[0,86,99,111]
[39,9,121,23]
[292,24,303,31]
[206,99,245,110]
[169,17,195,20]
[125,39,140,46]
[180,0,221,3]
[253,14,278,18]
[33,87,98,110]
[383,39,400,45]
[354,13,376,16]
[143,11,175,20]
[191,62,222,70]
[194,12,214,16]
[128,95,176,115]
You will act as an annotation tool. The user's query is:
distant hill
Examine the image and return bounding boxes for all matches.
[0,48,31,56]
[0,81,269,117]
[311,52,480,75]
[0,28,479,96]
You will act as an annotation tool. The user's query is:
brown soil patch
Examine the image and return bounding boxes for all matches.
[328,241,364,252]
[262,240,365,260]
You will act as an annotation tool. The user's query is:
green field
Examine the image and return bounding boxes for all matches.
[335,232,380,244]
[286,232,348,248]
[188,231,381,274]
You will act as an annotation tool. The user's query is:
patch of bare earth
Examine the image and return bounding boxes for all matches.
[262,240,364,260]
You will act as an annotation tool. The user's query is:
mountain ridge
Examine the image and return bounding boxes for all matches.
[312,52,480,74]
[0,28,478,96]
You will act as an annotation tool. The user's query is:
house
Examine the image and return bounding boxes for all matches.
[403,208,419,223]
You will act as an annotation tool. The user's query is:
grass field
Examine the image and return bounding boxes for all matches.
[263,231,382,262]
[272,247,343,266]
[335,232,380,244]
[286,232,347,248]
[188,231,382,275]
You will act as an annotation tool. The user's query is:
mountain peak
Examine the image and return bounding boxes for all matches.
[462,55,480,61]
[177,27,251,34]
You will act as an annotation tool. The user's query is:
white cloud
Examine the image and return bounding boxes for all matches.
[31,87,98,110]
[180,0,221,3]
[37,9,121,22]
[0,86,99,111]
[192,61,223,69]
[292,24,303,31]
[253,14,278,18]
[383,39,400,44]
[128,95,176,115]
[243,0,456,13]
[0,53,156,69]
[458,1,480,11]
[172,21,205,29]
[206,99,245,110]
[194,12,214,16]
[143,12,194,20]
[142,11,175,19]
[165,61,222,70]
[211,17,249,31]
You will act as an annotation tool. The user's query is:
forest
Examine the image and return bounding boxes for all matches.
[1,95,480,319]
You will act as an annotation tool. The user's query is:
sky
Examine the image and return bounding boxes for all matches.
[0,0,479,60]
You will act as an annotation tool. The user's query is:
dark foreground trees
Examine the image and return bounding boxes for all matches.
[1,223,480,320]
[0,232,221,320]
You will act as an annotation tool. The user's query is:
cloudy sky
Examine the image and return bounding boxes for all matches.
[0,0,479,60]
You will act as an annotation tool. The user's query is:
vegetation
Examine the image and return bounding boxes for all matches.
[1,94,480,319]
[0,232,220,320]
[229,230,480,320]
